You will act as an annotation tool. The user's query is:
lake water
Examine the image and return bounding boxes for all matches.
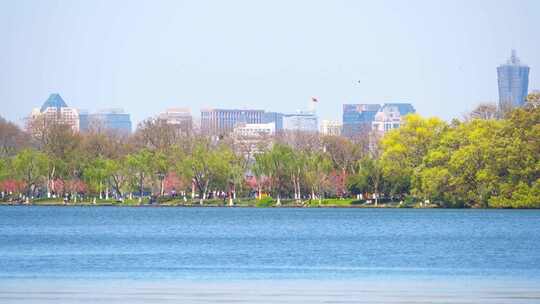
[1,206,540,303]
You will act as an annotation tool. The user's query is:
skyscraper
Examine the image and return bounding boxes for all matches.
[342,104,380,138]
[497,50,530,109]
[79,108,132,135]
[200,109,265,136]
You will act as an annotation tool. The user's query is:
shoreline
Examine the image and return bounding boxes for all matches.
[0,202,403,208]
[0,202,538,209]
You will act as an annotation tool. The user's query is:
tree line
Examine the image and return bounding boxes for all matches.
[0,98,538,207]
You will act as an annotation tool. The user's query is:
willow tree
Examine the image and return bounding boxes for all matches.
[304,151,332,205]
[254,144,294,206]
[12,149,49,200]
[83,157,110,202]
[225,152,244,206]
[152,150,171,197]
[125,149,153,203]
[179,140,237,205]
[105,158,129,199]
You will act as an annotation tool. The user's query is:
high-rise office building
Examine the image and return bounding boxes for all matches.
[29,93,80,133]
[200,109,265,135]
[158,108,193,135]
[497,50,530,109]
[79,108,132,135]
[342,104,380,138]
[94,109,132,134]
[282,111,318,132]
[78,110,90,132]
[262,112,284,131]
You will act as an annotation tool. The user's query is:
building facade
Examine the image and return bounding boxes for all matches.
[497,50,530,109]
[233,122,275,137]
[320,119,342,136]
[200,109,265,136]
[29,93,80,133]
[282,111,318,132]
[371,103,414,135]
[232,122,275,164]
[79,108,132,135]
[158,108,193,135]
[262,112,284,131]
[342,104,380,138]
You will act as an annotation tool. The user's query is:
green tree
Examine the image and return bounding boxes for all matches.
[254,144,294,206]
[487,106,540,207]
[380,114,447,199]
[40,123,81,198]
[104,158,129,199]
[490,181,540,208]
[83,157,109,202]
[125,149,153,203]
[304,151,332,205]
[0,157,8,181]
[290,150,306,203]
[347,157,384,205]
[152,150,170,197]
[12,149,49,200]
[178,140,236,205]
[225,151,244,206]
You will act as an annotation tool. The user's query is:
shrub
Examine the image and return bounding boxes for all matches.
[256,196,274,207]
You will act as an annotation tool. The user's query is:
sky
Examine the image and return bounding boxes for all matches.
[1,0,539,127]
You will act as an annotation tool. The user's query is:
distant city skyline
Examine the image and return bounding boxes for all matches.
[1,0,539,127]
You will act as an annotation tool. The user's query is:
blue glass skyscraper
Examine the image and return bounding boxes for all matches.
[79,108,132,135]
[497,50,530,109]
[342,104,380,138]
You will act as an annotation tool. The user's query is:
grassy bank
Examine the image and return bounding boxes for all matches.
[0,197,424,208]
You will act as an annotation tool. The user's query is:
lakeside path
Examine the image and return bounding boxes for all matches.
[1,279,540,304]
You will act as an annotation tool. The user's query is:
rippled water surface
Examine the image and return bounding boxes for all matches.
[1,206,539,282]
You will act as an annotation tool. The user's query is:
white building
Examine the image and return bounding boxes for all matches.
[233,122,275,137]
[371,105,405,134]
[29,94,80,133]
[320,120,342,136]
[282,111,318,132]
[232,122,275,163]
[158,108,193,134]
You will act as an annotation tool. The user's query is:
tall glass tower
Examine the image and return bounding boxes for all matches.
[497,50,530,109]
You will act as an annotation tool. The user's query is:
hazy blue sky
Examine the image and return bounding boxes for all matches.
[1,0,539,126]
